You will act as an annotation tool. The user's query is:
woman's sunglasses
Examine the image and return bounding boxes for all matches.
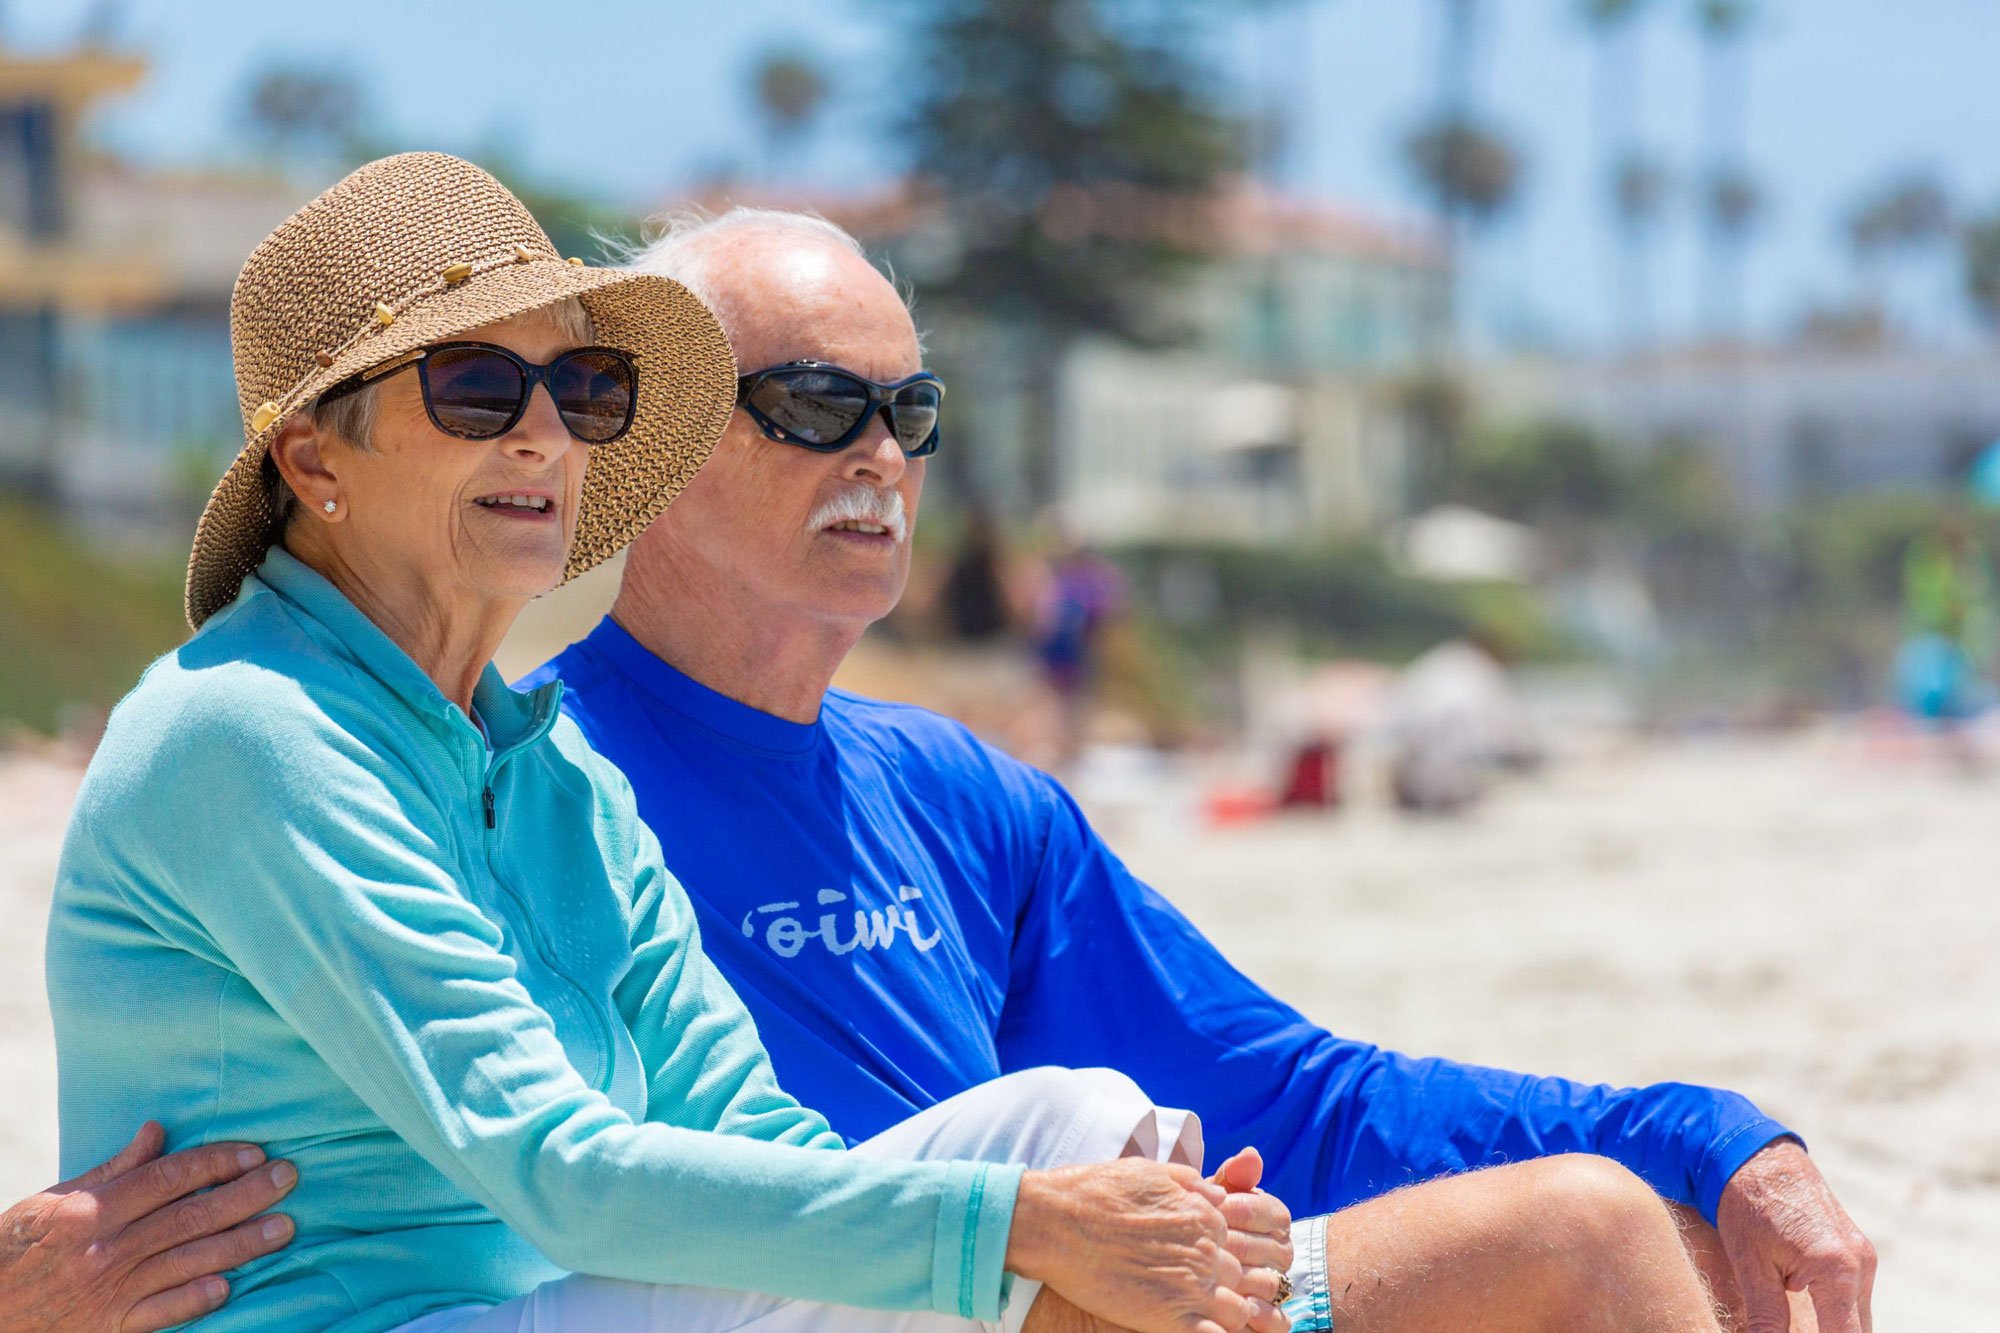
[319,341,639,445]
[736,361,944,457]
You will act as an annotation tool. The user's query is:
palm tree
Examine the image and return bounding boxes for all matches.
[902,0,1240,506]
[1402,0,1523,347]
[751,49,830,181]
[1846,173,1952,340]
[1579,0,1660,351]
[1692,0,1759,341]
[1239,0,1313,186]
[242,65,364,164]
[1959,211,2000,333]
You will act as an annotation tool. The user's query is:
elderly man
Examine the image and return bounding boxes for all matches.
[516,209,1875,1332]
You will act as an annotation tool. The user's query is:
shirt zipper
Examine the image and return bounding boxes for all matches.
[475,717,619,1096]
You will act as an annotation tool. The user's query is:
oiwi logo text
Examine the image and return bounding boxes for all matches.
[740,886,944,959]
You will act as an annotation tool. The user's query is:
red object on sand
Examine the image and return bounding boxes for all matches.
[1278,740,1341,809]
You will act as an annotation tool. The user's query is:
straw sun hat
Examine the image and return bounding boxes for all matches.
[185,150,736,628]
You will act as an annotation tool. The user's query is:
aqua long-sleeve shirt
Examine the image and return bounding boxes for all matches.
[46,548,1019,1332]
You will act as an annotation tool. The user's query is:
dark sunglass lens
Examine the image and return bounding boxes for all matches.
[424,347,526,438]
[890,383,941,453]
[749,370,870,446]
[551,350,636,444]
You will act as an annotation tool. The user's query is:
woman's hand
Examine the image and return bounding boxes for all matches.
[0,1122,297,1333]
[1008,1159,1255,1333]
[1211,1148,1293,1333]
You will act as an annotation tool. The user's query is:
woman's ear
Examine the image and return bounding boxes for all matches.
[268,413,343,520]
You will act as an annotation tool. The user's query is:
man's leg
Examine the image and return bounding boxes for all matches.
[1305,1155,1726,1333]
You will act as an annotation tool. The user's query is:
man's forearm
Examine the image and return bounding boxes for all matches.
[1304,1046,1793,1223]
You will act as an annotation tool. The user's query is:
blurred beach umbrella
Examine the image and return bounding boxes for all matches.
[751,49,830,179]
[1398,504,1539,583]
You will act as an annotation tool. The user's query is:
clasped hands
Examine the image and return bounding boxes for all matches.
[1009,1146,1294,1333]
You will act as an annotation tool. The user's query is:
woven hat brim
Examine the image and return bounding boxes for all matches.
[186,263,735,628]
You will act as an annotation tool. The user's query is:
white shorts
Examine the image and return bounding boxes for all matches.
[387,1067,1203,1333]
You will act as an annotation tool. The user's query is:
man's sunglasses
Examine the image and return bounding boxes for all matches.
[319,341,639,445]
[736,362,944,457]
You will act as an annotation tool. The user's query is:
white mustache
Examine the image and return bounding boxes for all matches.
[807,487,907,541]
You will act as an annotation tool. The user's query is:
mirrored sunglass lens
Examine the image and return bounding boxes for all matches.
[551,350,635,443]
[750,371,869,445]
[424,348,526,437]
[890,384,941,452]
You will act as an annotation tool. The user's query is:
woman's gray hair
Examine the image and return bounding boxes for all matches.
[263,297,594,531]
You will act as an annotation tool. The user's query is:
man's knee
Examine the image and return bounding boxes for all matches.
[1516,1154,1677,1246]
[988,1067,1156,1164]
[1507,1155,1708,1316]
[886,1067,1156,1169]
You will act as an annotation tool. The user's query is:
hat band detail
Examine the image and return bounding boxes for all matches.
[243,250,574,444]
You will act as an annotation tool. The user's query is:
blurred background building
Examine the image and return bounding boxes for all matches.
[0,44,305,535]
[7,0,2000,751]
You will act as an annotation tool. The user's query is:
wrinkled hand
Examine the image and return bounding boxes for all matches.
[1010,1158,1252,1333]
[1210,1148,1292,1333]
[1716,1140,1875,1333]
[0,1122,297,1333]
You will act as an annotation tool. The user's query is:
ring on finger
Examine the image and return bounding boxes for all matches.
[1273,1270,1294,1304]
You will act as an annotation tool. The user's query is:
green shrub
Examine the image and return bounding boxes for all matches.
[0,495,187,738]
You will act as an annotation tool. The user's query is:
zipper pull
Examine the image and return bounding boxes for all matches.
[483,787,496,830]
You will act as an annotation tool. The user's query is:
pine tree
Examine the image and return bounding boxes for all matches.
[899,0,1241,504]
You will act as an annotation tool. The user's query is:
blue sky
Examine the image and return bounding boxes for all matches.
[13,0,2000,351]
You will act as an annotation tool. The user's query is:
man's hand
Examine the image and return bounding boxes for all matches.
[1211,1148,1292,1333]
[1716,1139,1875,1333]
[0,1122,297,1333]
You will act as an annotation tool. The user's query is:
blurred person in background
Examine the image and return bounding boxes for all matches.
[940,503,1018,644]
[1895,507,1996,753]
[1384,633,1541,815]
[1029,516,1128,762]
[518,206,1874,1333]
[46,155,1288,1333]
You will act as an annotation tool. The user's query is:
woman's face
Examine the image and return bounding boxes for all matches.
[334,311,591,606]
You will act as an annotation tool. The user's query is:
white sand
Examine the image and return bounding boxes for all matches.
[3,733,1993,1328]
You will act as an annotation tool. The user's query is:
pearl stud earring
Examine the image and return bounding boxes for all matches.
[323,499,337,514]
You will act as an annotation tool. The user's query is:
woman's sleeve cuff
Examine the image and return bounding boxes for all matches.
[931,1160,1027,1319]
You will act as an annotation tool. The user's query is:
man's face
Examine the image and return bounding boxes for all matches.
[651,240,926,628]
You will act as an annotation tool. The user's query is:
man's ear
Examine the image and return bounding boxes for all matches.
[267,413,342,517]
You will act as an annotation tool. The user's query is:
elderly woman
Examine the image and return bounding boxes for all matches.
[46,155,1286,1333]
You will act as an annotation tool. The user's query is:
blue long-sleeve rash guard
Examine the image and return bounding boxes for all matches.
[522,618,1792,1225]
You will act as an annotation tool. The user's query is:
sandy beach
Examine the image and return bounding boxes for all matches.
[3,731,1994,1328]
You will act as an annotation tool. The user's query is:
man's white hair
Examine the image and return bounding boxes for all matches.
[620,207,922,349]
[625,207,866,307]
